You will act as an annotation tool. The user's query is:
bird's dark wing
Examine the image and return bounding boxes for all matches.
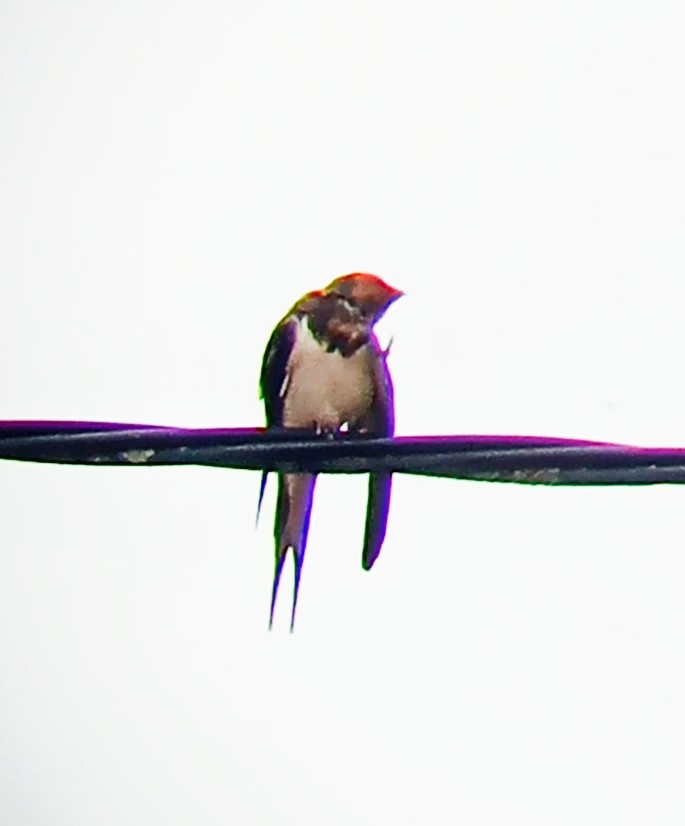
[259,316,299,427]
[359,338,395,570]
[257,316,299,525]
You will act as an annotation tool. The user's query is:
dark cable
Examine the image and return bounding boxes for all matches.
[1,420,684,485]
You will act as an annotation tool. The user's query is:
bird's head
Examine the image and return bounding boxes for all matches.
[324,272,404,322]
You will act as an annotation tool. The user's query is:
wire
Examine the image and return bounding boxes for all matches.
[1,420,684,485]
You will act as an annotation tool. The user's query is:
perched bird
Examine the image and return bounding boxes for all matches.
[257,272,403,630]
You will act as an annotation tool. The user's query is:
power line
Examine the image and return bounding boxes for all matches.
[1,420,684,485]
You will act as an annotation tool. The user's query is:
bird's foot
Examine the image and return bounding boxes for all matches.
[314,423,340,440]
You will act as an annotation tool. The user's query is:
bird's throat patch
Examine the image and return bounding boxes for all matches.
[304,296,370,357]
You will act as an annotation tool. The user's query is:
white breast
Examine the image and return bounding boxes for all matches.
[283,317,373,430]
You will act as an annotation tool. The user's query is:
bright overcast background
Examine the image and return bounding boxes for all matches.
[2,1,685,824]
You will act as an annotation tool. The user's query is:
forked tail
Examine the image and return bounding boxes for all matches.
[269,473,317,631]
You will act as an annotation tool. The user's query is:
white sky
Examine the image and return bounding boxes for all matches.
[1,1,685,823]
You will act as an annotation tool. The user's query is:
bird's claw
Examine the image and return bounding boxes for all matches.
[314,423,339,440]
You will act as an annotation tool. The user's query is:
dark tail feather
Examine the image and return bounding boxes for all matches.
[290,549,303,633]
[270,473,317,631]
[289,475,315,632]
[362,472,393,570]
[269,550,288,629]
[255,471,269,527]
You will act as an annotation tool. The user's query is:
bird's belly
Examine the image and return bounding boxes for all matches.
[284,336,373,430]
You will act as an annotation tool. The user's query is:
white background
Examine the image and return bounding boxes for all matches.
[2,1,685,823]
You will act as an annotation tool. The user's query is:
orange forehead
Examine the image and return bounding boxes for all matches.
[328,272,401,302]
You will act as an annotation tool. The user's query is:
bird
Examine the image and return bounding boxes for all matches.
[257,272,403,630]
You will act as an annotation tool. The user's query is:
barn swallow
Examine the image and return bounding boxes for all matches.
[258,273,403,630]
